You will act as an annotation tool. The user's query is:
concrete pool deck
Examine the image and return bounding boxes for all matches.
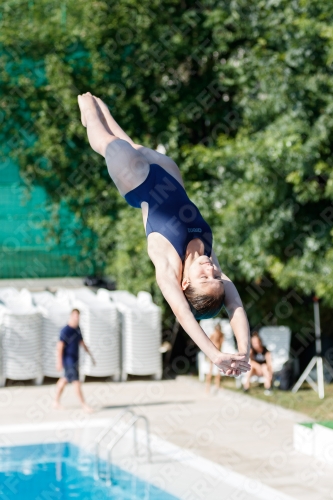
[0,376,331,500]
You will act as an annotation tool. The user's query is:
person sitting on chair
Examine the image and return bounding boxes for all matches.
[243,332,273,396]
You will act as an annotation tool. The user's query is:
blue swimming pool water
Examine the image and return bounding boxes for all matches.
[0,442,179,499]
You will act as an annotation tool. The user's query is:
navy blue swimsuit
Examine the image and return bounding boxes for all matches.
[124,163,213,261]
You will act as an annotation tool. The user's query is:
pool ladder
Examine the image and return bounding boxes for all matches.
[95,408,151,484]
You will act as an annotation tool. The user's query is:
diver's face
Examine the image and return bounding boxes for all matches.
[182,256,224,295]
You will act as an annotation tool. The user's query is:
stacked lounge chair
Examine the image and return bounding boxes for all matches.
[0,286,163,385]
[98,289,162,381]
[258,326,291,373]
[0,289,42,386]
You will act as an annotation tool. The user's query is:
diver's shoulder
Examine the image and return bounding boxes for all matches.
[147,234,181,275]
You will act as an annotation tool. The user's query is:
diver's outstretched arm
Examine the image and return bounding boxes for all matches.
[221,274,250,359]
[211,250,250,358]
[156,269,251,376]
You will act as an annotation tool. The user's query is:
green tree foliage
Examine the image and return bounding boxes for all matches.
[180,1,333,330]
[1,0,332,332]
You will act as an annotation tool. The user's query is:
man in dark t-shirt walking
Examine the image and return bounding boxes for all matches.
[53,308,95,412]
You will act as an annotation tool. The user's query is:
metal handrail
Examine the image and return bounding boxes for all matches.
[106,414,151,484]
[95,408,135,480]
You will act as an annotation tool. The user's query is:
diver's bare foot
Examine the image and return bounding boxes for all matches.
[82,404,94,413]
[52,401,65,410]
[77,92,97,127]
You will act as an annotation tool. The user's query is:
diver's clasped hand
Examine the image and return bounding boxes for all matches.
[214,352,251,377]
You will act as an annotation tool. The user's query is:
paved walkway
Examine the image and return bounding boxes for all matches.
[0,376,330,500]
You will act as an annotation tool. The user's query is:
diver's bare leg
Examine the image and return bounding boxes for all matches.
[93,96,134,145]
[93,95,184,187]
[78,92,150,195]
[78,92,118,157]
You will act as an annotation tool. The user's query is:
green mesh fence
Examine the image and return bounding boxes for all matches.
[0,160,96,279]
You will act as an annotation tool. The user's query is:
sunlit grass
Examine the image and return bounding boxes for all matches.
[220,379,333,421]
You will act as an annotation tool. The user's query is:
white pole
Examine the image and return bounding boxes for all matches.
[314,298,324,398]
[292,296,326,398]
[317,357,325,399]
[313,299,321,355]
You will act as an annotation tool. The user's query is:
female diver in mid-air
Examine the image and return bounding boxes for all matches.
[77,93,251,377]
